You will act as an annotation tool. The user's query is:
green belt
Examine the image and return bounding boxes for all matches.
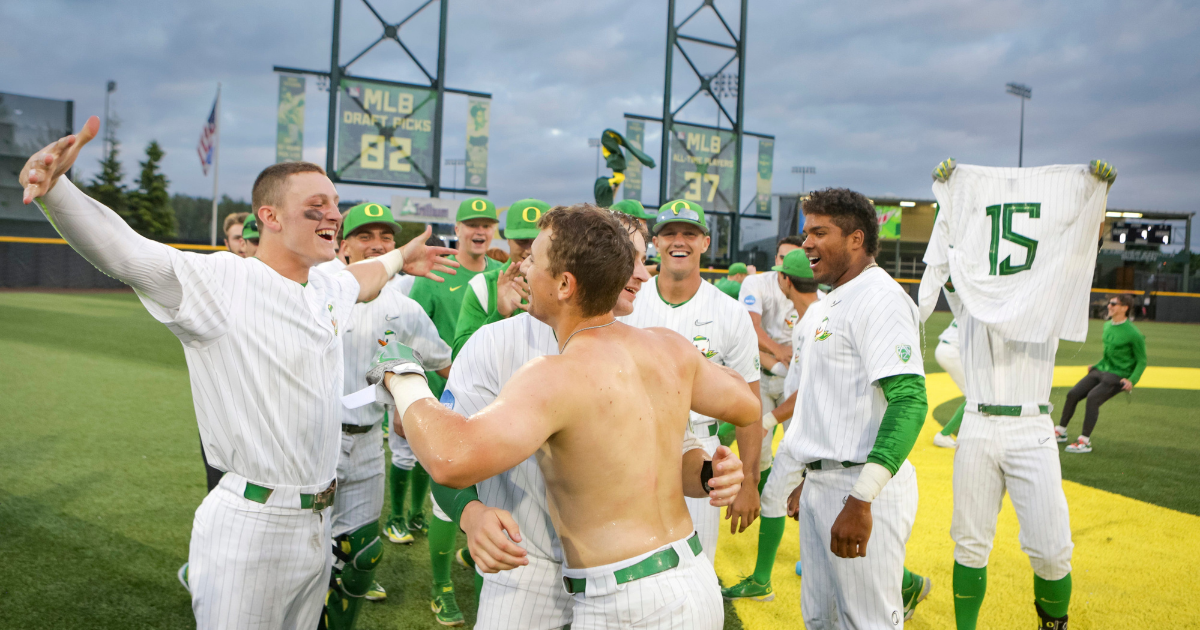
[243,480,337,512]
[701,423,718,437]
[341,423,374,435]
[563,533,703,595]
[804,459,865,471]
[976,404,1051,417]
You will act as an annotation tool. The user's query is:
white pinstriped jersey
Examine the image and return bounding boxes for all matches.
[619,276,760,429]
[316,260,451,427]
[779,303,820,457]
[738,271,798,345]
[957,309,1057,406]
[923,164,1108,343]
[789,267,924,465]
[938,318,960,348]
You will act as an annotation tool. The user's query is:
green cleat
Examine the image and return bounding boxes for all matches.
[365,580,386,602]
[430,583,465,626]
[384,517,414,544]
[721,576,774,602]
[455,548,474,569]
[902,572,932,621]
[407,512,429,535]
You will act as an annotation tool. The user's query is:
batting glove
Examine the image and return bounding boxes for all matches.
[366,339,428,387]
[931,158,956,182]
[1089,160,1117,184]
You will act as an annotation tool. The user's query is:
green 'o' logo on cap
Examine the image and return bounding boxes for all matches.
[364,203,384,217]
[522,205,543,223]
[472,199,488,212]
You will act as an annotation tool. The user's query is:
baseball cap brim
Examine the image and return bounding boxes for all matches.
[652,217,709,235]
[504,227,540,240]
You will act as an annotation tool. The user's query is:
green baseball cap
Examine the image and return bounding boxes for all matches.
[652,199,709,235]
[610,199,654,220]
[243,213,260,240]
[341,202,401,239]
[728,262,748,275]
[772,249,813,279]
[505,199,549,239]
[456,197,499,223]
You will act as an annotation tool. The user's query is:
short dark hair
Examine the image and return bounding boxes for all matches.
[802,188,880,256]
[537,204,635,317]
[777,235,805,252]
[787,276,819,294]
[1113,293,1135,311]
[251,162,327,217]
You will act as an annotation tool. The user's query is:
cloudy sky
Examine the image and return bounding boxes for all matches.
[5,0,1198,245]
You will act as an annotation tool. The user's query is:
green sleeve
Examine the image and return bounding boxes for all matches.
[1129,328,1148,385]
[868,374,928,475]
[453,288,489,359]
[430,480,480,525]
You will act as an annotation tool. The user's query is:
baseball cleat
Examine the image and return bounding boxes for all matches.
[933,433,957,448]
[902,573,932,621]
[721,576,775,601]
[365,580,387,601]
[455,548,474,569]
[407,512,429,535]
[1055,426,1068,443]
[1065,437,1092,454]
[177,562,190,593]
[384,517,414,544]
[430,584,465,626]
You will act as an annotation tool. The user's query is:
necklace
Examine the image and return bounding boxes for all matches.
[560,320,616,352]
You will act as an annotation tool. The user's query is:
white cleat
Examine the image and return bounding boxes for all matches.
[1055,425,1069,443]
[1065,437,1092,453]
[933,433,957,449]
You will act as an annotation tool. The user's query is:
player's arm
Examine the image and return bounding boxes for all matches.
[346,226,458,302]
[681,441,744,507]
[431,482,530,572]
[1127,331,1147,388]
[687,350,761,428]
[749,312,790,363]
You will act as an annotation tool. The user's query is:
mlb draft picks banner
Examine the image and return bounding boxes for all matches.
[464,96,490,190]
[755,138,774,217]
[275,75,305,163]
[877,205,902,239]
[623,120,646,202]
[336,78,437,186]
[669,123,736,215]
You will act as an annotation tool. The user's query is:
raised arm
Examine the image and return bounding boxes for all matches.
[686,342,760,428]
[346,225,460,302]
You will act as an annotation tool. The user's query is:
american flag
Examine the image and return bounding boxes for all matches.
[197,97,217,175]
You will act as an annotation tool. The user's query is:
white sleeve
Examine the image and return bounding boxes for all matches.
[854,287,925,383]
[723,304,762,384]
[445,326,500,417]
[392,294,453,371]
[737,274,765,315]
[39,177,184,309]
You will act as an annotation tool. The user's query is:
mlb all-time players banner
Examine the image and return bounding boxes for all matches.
[669,123,736,215]
[275,75,305,163]
[464,96,490,190]
[876,205,902,239]
[755,138,774,217]
[623,120,646,202]
[335,78,437,186]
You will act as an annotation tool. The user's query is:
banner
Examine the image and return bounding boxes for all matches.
[755,138,774,217]
[623,120,645,202]
[275,75,305,163]
[668,123,736,214]
[335,78,437,186]
[876,205,902,239]
[465,96,490,190]
[391,195,458,224]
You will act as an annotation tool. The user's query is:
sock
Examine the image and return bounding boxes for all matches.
[408,463,431,521]
[903,567,915,591]
[473,571,483,601]
[758,466,772,495]
[429,515,458,588]
[461,547,476,569]
[751,516,785,585]
[941,401,966,436]
[388,464,409,521]
[953,562,987,630]
[1033,573,1071,619]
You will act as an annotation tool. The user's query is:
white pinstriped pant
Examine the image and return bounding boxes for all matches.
[684,433,721,565]
[799,461,917,630]
[387,427,418,470]
[561,533,722,630]
[476,554,573,630]
[760,373,788,471]
[188,474,332,629]
[760,445,806,519]
[332,423,386,537]
[952,411,1073,580]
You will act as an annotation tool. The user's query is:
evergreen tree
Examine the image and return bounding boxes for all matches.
[86,118,128,220]
[128,140,176,238]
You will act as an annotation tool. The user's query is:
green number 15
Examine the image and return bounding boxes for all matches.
[985,203,1040,275]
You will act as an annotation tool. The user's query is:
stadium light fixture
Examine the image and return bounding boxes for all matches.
[445,158,466,198]
[1106,212,1122,218]
[588,138,601,178]
[792,166,816,194]
[1122,212,1143,218]
[899,201,916,207]
[1005,82,1032,167]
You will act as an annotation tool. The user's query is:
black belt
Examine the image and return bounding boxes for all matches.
[342,423,374,434]
[804,459,865,471]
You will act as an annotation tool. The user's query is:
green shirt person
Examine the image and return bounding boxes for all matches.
[715,262,749,299]
[452,198,548,356]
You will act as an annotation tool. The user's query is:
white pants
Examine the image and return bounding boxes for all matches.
[387,426,417,470]
[476,554,573,630]
[189,473,332,630]
[759,373,788,471]
[562,533,722,630]
[761,446,806,519]
[332,424,386,537]
[684,433,721,565]
[799,461,917,630]
[952,411,1073,580]
[934,341,966,394]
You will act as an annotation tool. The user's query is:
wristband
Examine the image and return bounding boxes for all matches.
[377,248,406,277]
[849,462,892,503]
[387,372,435,418]
[700,460,714,494]
[762,411,779,433]
[769,362,788,377]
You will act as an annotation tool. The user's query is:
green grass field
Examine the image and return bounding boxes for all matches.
[1,293,1196,629]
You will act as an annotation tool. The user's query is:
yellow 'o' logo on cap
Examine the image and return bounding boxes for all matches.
[364,204,384,217]
[522,205,542,223]
[670,201,688,215]
[472,199,488,212]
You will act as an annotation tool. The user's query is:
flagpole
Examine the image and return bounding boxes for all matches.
[209,83,222,246]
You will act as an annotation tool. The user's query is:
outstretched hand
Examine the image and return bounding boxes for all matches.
[931,157,957,182]
[399,225,459,281]
[496,262,530,317]
[20,116,100,204]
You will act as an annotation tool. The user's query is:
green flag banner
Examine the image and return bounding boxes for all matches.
[465,96,490,190]
[876,205,902,239]
[275,75,305,163]
[623,120,645,202]
[669,123,736,214]
[755,138,774,217]
[335,78,437,186]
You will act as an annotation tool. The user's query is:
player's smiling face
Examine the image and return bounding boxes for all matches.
[259,171,341,265]
[614,230,650,317]
[653,223,709,277]
[801,213,854,286]
[456,218,498,258]
[344,225,396,264]
[520,230,558,323]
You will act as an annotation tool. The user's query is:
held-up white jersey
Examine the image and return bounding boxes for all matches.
[789,267,924,465]
[738,271,799,345]
[920,164,1109,343]
[316,260,451,426]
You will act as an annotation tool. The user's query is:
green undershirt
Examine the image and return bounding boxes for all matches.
[869,374,928,474]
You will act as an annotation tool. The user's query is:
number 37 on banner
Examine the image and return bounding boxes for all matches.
[683,171,720,202]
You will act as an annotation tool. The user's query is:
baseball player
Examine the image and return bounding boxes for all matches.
[715,262,747,299]
[19,117,456,629]
[222,211,248,256]
[405,197,503,625]
[932,309,967,448]
[315,203,453,629]
[451,198,548,356]
[782,188,929,630]
[619,198,763,565]
[240,212,259,258]
[365,204,762,629]
[920,159,1116,630]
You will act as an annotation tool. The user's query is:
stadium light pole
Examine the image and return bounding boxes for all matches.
[589,138,601,179]
[103,80,116,161]
[1006,82,1032,167]
[792,166,816,195]
[445,157,465,198]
